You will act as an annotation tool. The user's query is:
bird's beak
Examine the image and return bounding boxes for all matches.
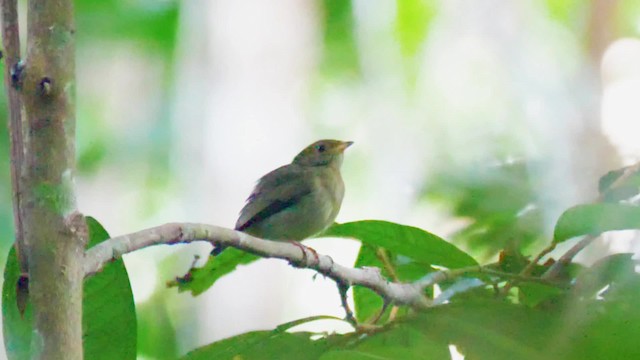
[338,141,354,152]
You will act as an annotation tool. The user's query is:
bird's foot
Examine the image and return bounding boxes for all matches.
[290,241,320,266]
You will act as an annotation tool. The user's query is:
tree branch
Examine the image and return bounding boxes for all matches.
[1,0,27,276]
[84,223,433,308]
[542,234,598,280]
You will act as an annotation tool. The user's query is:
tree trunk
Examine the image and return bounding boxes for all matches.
[20,0,85,358]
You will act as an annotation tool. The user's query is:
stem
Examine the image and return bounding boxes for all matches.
[376,248,399,282]
[502,242,558,295]
[542,234,598,280]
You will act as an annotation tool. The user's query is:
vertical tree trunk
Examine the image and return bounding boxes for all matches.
[19,0,85,358]
[1,0,27,281]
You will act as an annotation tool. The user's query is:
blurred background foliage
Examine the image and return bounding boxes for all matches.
[1,0,640,358]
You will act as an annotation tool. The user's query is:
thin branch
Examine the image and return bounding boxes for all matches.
[84,224,567,310]
[336,281,356,326]
[521,243,557,277]
[1,0,27,275]
[501,242,558,295]
[374,248,400,322]
[542,234,598,280]
[416,263,563,288]
[84,223,433,307]
[376,248,399,282]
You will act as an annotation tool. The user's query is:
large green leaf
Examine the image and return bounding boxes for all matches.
[553,203,640,243]
[2,216,136,360]
[173,248,259,295]
[322,221,477,268]
[320,324,450,360]
[83,217,137,359]
[181,316,342,360]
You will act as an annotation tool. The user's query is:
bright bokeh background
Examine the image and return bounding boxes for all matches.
[1,0,640,358]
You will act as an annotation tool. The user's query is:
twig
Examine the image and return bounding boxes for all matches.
[521,243,557,277]
[501,242,558,295]
[376,248,399,282]
[374,248,401,322]
[336,281,356,326]
[542,234,598,280]
[367,298,390,325]
[416,264,563,288]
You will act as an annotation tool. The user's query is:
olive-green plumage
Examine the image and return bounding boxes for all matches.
[213,139,352,255]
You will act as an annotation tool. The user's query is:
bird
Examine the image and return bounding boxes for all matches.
[212,139,352,256]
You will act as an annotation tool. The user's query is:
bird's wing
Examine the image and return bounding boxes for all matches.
[235,165,313,232]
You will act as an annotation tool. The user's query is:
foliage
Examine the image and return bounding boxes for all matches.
[424,161,546,259]
[3,0,640,359]
[5,203,640,359]
[169,186,640,359]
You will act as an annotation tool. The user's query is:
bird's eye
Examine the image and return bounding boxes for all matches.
[315,144,326,153]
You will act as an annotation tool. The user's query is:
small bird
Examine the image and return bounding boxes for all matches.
[213,139,352,255]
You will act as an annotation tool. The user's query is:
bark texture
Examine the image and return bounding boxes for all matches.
[1,0,27,276]
[20,0,85,358]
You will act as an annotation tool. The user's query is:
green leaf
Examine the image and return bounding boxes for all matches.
[183,289,640,360]
[76,0,179,53]
[2,248,31,360]
[352,244,385,323]
[2,216,136,360]
[136,292,179,360]
[573,253,638,299]
[320,0,360,78]
[173,248,259,295]
[553,203,640,243]
[564,275,640,359]
[394,0,435,58]
[598,166,640,201]
[83,217,138,359]
[321,324,450,360]
[322,221,477,268]
[413,301,555,360]
[182,331,327,360]
[517,283,563,307]
[393,0,436,89]
[181,316,343,360]
[352,244,433,322]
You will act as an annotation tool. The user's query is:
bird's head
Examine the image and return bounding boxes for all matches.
[292,139,353,167]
